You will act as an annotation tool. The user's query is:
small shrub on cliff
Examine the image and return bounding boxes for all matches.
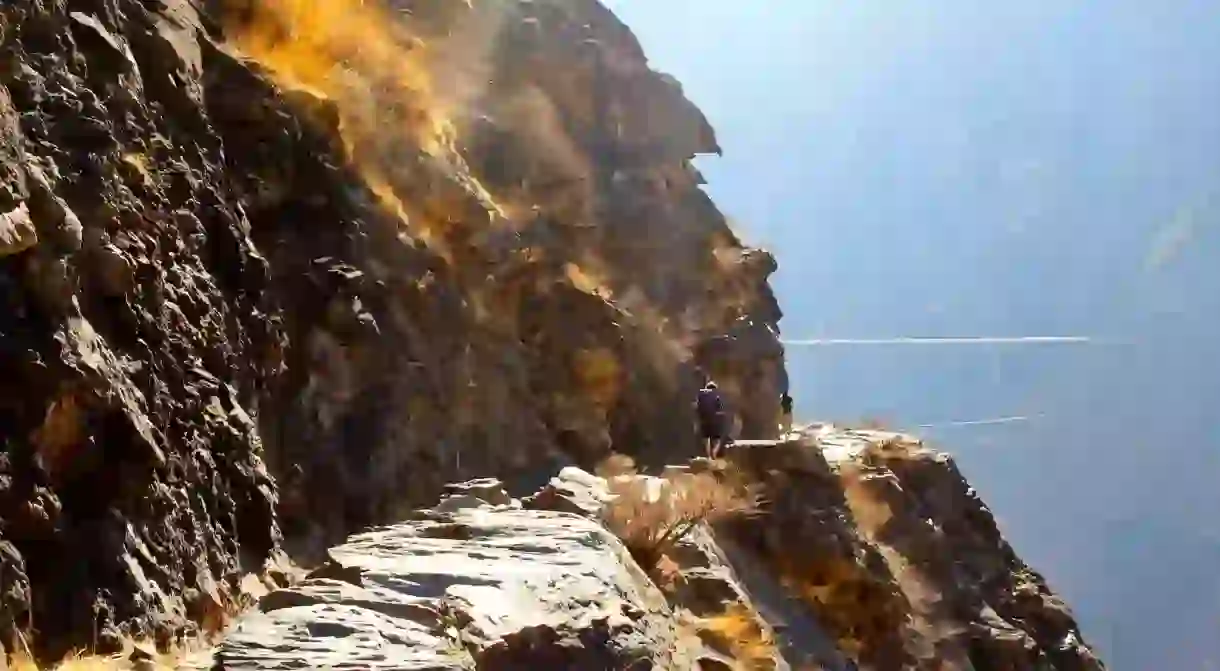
[602,467,758,571]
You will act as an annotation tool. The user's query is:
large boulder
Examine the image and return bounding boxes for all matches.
[211,481,698,669]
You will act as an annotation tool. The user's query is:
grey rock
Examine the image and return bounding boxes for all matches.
[441,478,513,507]
[218,603,467,670]
[216,503,693,669]
[522,467,614,517]
[68,12,140,75]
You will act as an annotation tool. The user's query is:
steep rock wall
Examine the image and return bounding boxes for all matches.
[0,0,783,657]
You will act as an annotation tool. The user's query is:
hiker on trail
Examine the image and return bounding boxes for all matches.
[696,381,728,459]
[779,392,794,436]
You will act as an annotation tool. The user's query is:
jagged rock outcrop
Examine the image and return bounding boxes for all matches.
[0,0,781,659]
[202,435,1105,670]
[524,435,1105,670]
[207,481,698,670]
[725,431,1106,671]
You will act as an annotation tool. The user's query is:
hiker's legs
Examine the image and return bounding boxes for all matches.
[702,417,717,461]
[779,412,792,436]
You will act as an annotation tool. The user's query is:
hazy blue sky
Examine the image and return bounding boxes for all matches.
[604,2,1220,668]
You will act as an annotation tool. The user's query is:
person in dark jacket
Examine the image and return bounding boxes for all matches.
[779,392,794,436]
[696,381,728,459]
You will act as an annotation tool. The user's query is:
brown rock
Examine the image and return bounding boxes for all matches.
[717,432,1105,670]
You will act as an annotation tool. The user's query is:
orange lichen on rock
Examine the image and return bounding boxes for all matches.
[774,555,912,665]
[224,0,451,158]
[224,0,503,253]
[29,391,86,482]
[699,603,781,671]
[571,347,623,416]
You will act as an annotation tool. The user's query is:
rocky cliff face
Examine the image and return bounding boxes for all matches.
[728,432,1106,671]
[0,0,780,659]
[186,435,1105,671]
[0,0,1102,669]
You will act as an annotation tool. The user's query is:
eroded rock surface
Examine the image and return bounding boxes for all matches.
[211,481,696,670]
[722,432,1106,671]
[217,442,1106,670]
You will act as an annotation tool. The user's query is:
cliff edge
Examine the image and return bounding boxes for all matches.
[184,433,1105,670]
[0,0,1103,669]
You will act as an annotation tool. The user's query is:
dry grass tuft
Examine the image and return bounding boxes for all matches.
[649,553,685,593]
[7,647,178,670]
[595,453,638,479]
[699,603,780,670]
[4,574,248,669]
[602,466,759,571]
